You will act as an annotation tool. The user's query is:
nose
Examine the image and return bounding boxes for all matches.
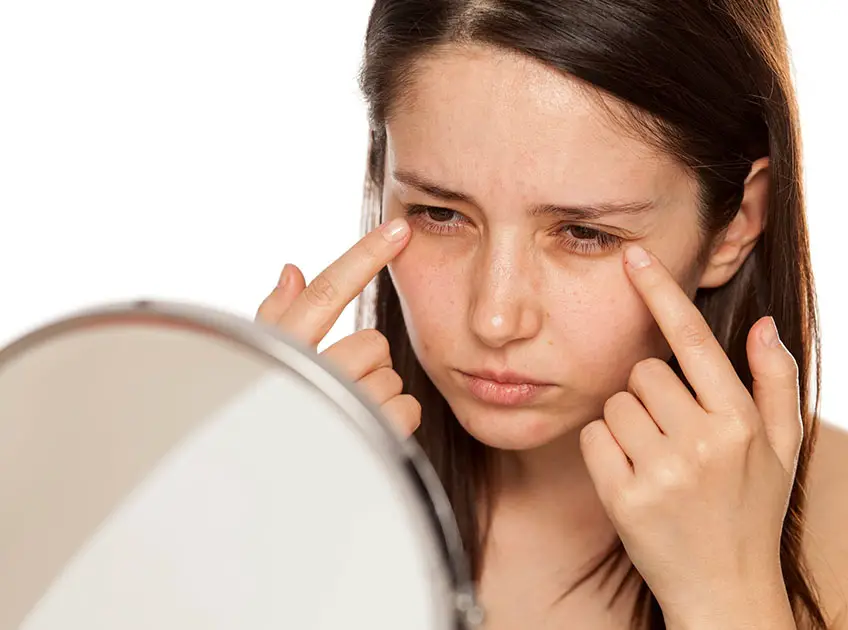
[468,244,544,349]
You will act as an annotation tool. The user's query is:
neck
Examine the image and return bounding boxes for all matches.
[497,426,611,523]
[476,427,637,625]
[484,426,621,586]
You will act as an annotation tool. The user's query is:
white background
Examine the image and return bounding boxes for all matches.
[1,1,845,427]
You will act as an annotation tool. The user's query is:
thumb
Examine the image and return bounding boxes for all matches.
[255,263,307,324]
[746,315,803,475]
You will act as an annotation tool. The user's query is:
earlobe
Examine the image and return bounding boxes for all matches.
[698,157,770,289]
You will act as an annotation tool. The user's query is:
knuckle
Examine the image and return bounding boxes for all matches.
[723,417,757,449]
[379,367,404,396]
[679,321,710,351]
[320,348,357,381]
[303,273,337,308]
[404,395,422,417]
[651,455,694,491]
[765,354,800,387]
[406,394,423,417]
[359,367,404,404]
[779,354,800,385]
[360,234,383,262]
[629,357,667,389]
[390,394,421,432]
[392,367,405,387]
[360,328,391,356]
[783,350,798,376]
[784,351,800,376]
[355,329,392,368]
[692,436,713,464]
[604,391,635,417]
[580,420,606,447]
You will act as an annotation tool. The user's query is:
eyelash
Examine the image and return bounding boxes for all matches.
[402,204,624,254]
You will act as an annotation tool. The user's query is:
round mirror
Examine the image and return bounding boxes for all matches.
[0,301,482,630]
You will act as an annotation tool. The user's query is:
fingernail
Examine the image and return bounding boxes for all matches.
[277,264,291,288]
[761,316,781,347]
[381,218,410,242]
[625,244,651,269]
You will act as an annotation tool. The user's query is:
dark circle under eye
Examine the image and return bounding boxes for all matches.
[427,207,455,222]
[569,225,598,240]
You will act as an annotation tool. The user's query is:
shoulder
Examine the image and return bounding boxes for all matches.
[804,420,848,627]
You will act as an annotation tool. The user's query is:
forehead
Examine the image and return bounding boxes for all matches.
[385,44,689,204]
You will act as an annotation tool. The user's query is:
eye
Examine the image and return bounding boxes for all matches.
[402,204,467,235]
[401,203,624,254]
[555,224,623,254]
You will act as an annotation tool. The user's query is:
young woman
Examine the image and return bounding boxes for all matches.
[257,1,848,628]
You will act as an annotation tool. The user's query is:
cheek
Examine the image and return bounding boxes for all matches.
[545,266,670,390]
[387,241,464,356]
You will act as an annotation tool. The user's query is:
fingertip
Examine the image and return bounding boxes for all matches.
[277,264,291,288]
[759,316,782,349]
[623,244,653,271]
[580,420,632,495]
[748,316,784,358]
[256,265,307,324]
[379,217,411,244]
[286,264,307,291]
[276,264,307,302]
[579,419,606,448]
[748,316,799,387]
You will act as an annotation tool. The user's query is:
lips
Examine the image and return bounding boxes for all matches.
[463,369,551,386]
[458,369,553,406]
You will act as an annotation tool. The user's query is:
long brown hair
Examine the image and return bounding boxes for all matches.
[354,1,825,628]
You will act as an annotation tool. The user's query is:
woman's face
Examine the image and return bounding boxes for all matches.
[382,44,707,451]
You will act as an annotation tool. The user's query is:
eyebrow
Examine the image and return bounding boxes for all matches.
[392,169,656,221]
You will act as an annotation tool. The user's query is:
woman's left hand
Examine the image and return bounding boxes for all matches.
[580,244,802,630]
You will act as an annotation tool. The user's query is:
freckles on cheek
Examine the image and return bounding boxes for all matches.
[390,252,450,303]
[389,249,462,340]
[550,277,665,388]
[592,291,670,376]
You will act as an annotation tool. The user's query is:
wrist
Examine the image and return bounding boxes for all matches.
[662,579,796,630]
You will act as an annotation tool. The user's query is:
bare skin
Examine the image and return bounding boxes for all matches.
[255,218,422,438]
[804,423,848,628]
[255,227,848,629]
[256,43,848,630]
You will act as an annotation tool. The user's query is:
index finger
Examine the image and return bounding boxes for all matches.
[623,244,751,414]
[277,218,411,346]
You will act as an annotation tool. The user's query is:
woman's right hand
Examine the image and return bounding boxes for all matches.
[255,218,421,437]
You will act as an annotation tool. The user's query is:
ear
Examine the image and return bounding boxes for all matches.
[698,157,770,289]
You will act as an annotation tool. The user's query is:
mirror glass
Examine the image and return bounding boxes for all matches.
[0,307,457,630]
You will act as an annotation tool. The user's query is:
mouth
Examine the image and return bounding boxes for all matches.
[457,369,554,406]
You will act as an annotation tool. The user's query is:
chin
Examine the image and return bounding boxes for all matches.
[447,398,576,451]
